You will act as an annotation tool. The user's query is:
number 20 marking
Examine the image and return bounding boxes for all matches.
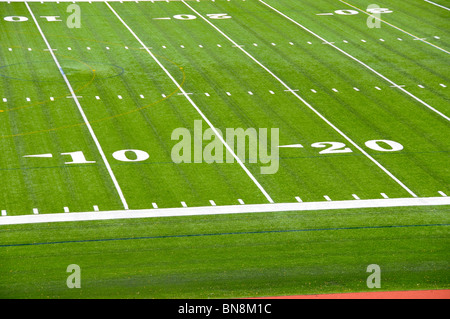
[311,140,403,154]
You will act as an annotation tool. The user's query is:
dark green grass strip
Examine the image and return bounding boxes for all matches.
[1,223,448,248]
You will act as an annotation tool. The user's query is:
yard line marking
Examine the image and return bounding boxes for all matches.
[2,197,449,226]
[152,202,158,209]
[324,195,332,201]
[93,205,99,212]
[185,0,418,198]
[381,193,389,199]
[295,196,302,203]
[339,0,450,55]
[24,153,53,158]
[181,201,187,208]
[352,194,360,200]
[439,83,447,88]
[1,210,7,216]
[259,0,450,122]
[25,2,129,210]
[106,1,274,204]
[33,208,39,215]
[424,0,450,11]
[64,207,70,213]
[438,191,447,197]
[209,200,216,206]
[238,199,245,205]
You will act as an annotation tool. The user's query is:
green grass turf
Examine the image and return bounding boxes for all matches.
[0,206,448,298]
[0,0,448,214]
[0,0,448,298]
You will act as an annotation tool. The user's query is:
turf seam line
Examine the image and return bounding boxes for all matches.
[1,223,448,248]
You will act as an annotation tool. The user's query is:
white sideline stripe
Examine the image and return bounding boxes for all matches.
[106,2,274,204]
[1,197,449,226]
[183,0,418,198]
[25,2,129,210]
[424,0,450,11]
[259,0,450,122]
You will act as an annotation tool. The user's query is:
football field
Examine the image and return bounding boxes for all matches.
[0,0,449,299]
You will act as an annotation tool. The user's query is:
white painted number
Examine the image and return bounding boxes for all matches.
[365,140,404,152]
[334,9,359,15]
[61,151,96,164]
[311,142,353,154]
[367,8,393,14]
[172,13,232,20]
[173,14,197,20]
[206,13,232,19]
[112,149,150,162]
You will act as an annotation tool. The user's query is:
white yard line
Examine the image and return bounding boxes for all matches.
[105,1,274,204]
[424,0,450,11]
[25,2,129,210]
[259,0,450,122]
[1,196,449,226]
[182,0,418,198]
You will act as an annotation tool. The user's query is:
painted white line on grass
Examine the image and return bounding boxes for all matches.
[1,197,449,226]
[381,193,389,199]
[64,207,70,213]
[152,202,158,209]
[181,201,187,208]
[324,195,332,201]
[1,210,6,216]
[424,0,450,11]
[238,199,245,205]
[352,194,360,200]
[33,208,39,215]
[259,0,450,122]
[438,191,447,197]
[183,0,418,198]
[295,196,302,203]
[93,205,99,212]
[106,1,274,204]
[25,2,129,210]
[209,200,216,206]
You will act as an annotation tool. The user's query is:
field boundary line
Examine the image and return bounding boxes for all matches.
[105,1,274,204]
[1,196,449,225]
[25,2,129,210]
[339,0,450,55]
[182,0,418,198]
[259,0,450,122]
[423,0,450,11]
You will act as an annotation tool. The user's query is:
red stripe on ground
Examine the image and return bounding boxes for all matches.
[253,289,450,299]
